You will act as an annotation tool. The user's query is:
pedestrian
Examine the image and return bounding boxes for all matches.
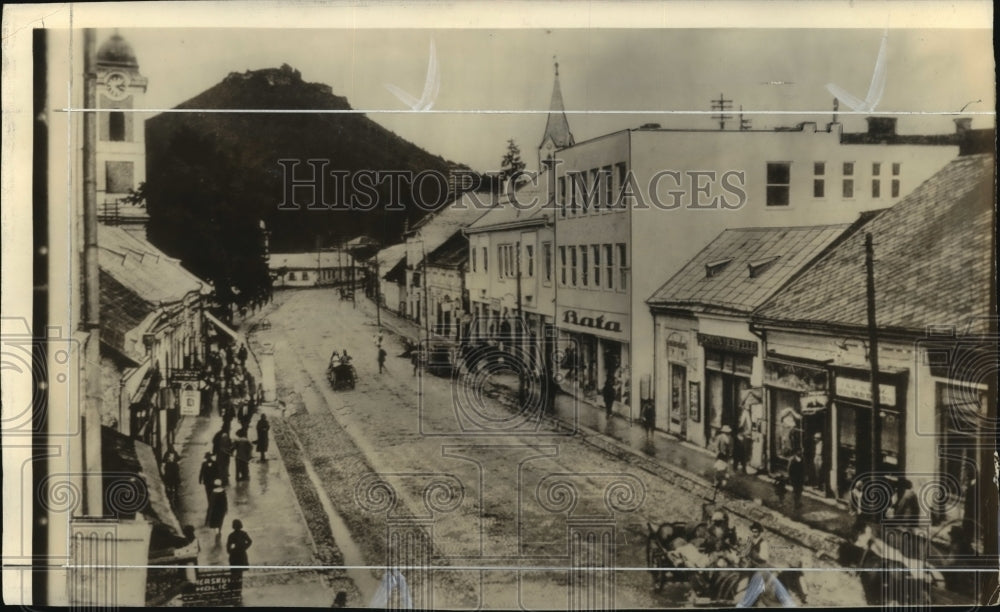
[733,430,748,474]
[714,425,734,462]
[736,522,797,607]
[162,451,181,507]
[640,400,655,439]
[411,348,420,376]
[712,452,729,500]
[331,591,348,608]
[215,430,233,486]
[892,477,919,522]
[602,376,616,418]
[811,432,825,491]
[787,449,805,510]
[234,430,253,482]
[198,452,216,506]
[238,344,248,367]
[207,480,228,536]
[256,414,270,462]
[378,346,387,374]
[226,519,253,589]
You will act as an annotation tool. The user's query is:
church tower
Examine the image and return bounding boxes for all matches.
[537,58,575,173]
[95,31,149,229]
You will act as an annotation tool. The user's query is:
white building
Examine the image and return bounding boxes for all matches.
[270,250,359,288]
[549,115,969,419]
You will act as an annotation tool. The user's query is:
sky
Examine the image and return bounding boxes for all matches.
[105,27,994,173]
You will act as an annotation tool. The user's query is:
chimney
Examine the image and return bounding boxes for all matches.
[866,117,897,137]
[954,117,973,134]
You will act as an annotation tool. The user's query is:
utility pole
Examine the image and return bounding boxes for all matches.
[374,255,382,328]
[864,233,882,510]
[515,239,525,405]
[710,93,733,131]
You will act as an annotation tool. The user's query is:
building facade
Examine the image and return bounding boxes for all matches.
[550,116,969,421]
[270,250,359,288]
[753,153,995,537]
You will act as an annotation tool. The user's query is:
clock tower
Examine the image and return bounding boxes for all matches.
[96,31,149,228]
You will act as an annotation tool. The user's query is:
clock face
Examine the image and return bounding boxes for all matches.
[104,72,129,100]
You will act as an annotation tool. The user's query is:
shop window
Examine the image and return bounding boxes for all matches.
[937,384,984,522]
[766,162,791,206]
[482,247,488,272]
[301,271,309,280]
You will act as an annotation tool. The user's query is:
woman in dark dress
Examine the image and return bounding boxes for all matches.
[255,414,270,462]
[226,519,253,590]
[207,480,228,535]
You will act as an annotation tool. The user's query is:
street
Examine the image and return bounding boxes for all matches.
[241,287,864,609]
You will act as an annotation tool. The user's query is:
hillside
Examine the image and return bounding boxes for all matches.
[143,65,480,296]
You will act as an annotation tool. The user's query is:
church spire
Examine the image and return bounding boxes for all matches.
[539,57,575,151]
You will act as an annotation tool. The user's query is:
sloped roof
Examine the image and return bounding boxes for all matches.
[426,231,469,269]
[98,225,207,305]
[467,181,548,231]
[100,269,154,361]
[269,251,357,270]
[648,223,854,314]
[373,243,408,278]
[755,154,995,335]
[408,192,491,265]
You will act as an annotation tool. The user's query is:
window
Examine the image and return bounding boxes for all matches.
[616,243,627,291]
[766,162,791,206]
[588,168,599,213]
[559,246,567,285]
[604,244,613,289]
[592,245,601,288]
[543,242,553,283]
[471,247,477,273]
[813,162,825,198]
[615,162,627,209]
[498,244,517,279]
[525,244,534,278]
[570,246,578,287]
[580,246,588,287]
[570,176,578,215]
[872,162,881,198]
[558,176,567,217]
[602,166,613,210]
[289,272,297,280]
[109,112,126,142]
[482,247,488,272]
[842,162,854,198]
[302,271,309,280]
[891,163,901,198]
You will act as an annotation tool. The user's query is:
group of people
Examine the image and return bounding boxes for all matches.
[200,413,271,531]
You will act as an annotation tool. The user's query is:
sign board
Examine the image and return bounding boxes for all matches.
[834,377,897,407]
[696,333,758,355]
[182,570,241,607]
[557,305,628,341]
[179,383,200,416]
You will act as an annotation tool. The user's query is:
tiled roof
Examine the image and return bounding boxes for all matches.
[269,251,357,270]
[408,192,491,264]
[467,181,547,230]
[372,243,408,277]
[755,154,995,335]
[100,269,154,360]
[426,232,469,269]
[98,225,207,304]
[647,224,853,314]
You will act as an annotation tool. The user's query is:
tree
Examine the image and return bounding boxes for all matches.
[500,139,527,188]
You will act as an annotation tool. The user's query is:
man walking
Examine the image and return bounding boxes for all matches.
[787,449,805,510]
[198,452,216,504]
[234,429,253,482]
[602,376,616,418]
[378,346,387,374]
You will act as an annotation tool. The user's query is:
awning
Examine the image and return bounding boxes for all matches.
[204,311,242,343]
[101,426,183,542]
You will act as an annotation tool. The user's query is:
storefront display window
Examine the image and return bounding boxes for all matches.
[773,389,801,458]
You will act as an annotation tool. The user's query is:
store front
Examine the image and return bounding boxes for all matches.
[934,381,987,530]
[765,356,830,491]
[556,305,630,405]
[664,332,690,437]
[830,365,908,498]
[698,333,758,447]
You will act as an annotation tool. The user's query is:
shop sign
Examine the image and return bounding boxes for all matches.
[764,359,827,392]
[696,333,757,355]
[561,309,623,334]
[666,332,688,362]
[835,377,896,407]
[179,382,200,416]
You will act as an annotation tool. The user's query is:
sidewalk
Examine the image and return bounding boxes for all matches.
[170,407,335,606]
[358,295,853,557]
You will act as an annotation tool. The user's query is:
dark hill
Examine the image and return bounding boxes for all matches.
[143,64,480,300]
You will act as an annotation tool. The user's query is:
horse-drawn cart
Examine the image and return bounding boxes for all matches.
[327,358,357,390]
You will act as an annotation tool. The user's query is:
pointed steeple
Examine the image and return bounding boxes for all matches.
[539,57,575,151]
